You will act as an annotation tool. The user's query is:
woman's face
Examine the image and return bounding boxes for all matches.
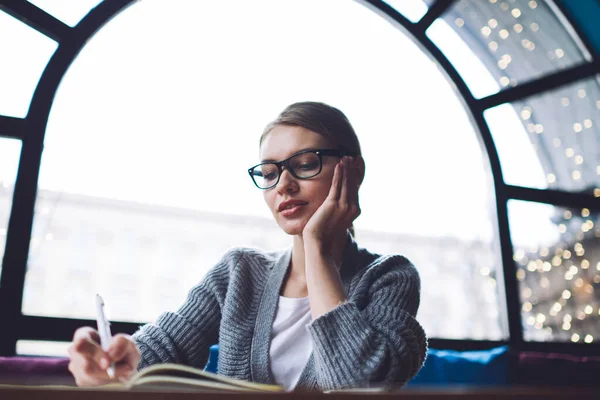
[260,125,338,236]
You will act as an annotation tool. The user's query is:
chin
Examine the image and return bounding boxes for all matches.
[277,219,306,236]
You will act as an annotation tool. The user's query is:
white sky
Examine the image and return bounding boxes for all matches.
[0,0,559,246]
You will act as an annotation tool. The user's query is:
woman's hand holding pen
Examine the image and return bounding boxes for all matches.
[67,327,140,387]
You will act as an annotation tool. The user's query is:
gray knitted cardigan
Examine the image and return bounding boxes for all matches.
[133,235,427,391]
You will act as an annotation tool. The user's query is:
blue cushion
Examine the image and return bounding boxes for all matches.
[406,345,509,386]
[204,344,510,385]
[204,344,219,373]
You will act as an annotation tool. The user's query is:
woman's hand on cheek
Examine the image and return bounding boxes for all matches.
[302,156,361,249]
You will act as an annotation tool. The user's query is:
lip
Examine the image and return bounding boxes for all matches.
[280,204,306,218]
[278,199,308,215]
[278,199,308,212]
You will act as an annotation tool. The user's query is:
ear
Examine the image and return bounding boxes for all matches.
[355,155,365,187]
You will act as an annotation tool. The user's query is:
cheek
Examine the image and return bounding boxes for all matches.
[305,176,334,204]
[263,191,276,212]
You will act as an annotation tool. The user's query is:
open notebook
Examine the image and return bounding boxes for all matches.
[118,363,284,393]
[0,363,283,393]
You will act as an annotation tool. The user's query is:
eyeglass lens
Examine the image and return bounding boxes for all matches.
[252,152,321,188]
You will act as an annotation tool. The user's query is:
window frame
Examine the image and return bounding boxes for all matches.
[0,0,598,356]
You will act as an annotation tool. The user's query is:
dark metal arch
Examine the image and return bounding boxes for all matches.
[1,0,599,356]
[361,0,522,346]
[0,0,135,356]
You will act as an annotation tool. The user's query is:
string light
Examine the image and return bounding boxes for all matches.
[585,335,594,343]
[463,1,600,345]
[534,124,544,133]
[542,261,551,272]
[552,256,562,266]
[584,284,594,295]
[565,148,575,157]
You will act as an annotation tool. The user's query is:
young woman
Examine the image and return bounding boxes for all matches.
[68,102,427,391]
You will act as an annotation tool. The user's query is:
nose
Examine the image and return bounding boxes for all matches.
[276,167,298,194]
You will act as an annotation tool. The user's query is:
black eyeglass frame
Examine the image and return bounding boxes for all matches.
[247,148,349,190]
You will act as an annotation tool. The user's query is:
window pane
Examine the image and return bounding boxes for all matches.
[484,76,600,192]
[16,340,70,357]
[0,11,58,118]
[27,0,103,27]
[509,200,600,342]
[22,0,505,339]
[0,138,22,284]
[428,0,589,99]
[383,0,428,23]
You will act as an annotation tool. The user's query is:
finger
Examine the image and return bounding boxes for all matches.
[108,334,134,362]
[328,159,343,201]
[340,157,350,205]
[113,362,137,381]
[74,327,101,344]
[349,156,360,203]
[69,336,105,365]
[69,353,112,385]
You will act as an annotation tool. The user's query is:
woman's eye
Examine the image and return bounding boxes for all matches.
[264,172,278,180]
[298,162,318,170]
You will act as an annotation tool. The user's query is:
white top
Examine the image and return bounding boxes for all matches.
[269,296,313,391]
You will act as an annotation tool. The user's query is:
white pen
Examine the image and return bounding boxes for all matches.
[95,294,116,379]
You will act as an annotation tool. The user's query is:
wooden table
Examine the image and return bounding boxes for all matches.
[0,385,597,399]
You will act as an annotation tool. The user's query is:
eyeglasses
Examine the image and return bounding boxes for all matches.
[248,149,348,190]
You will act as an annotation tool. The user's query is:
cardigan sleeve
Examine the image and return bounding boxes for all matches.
[132,250,239,370]
[306,256,427,390]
